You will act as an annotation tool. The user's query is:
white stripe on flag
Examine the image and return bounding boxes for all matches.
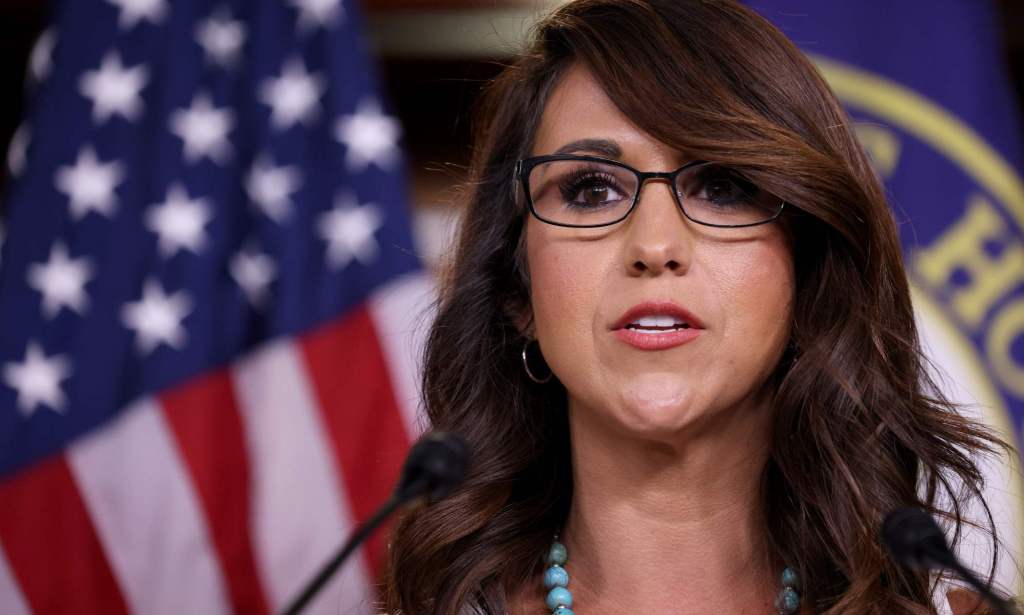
[233,339,373,615]
[0,541,30,615]
[67,398,232,615]
[368,271,435,438]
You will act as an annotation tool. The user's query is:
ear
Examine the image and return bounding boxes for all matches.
[505,225,535,337]
[513,308,535,339]
[503,294,535,339]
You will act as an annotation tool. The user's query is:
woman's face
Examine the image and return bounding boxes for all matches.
[525,64,795,442]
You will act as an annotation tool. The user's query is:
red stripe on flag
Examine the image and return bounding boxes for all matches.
[0,455,129,615]
[161,370,270,615]
[301,304,411,584]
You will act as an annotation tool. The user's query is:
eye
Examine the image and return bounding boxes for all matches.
[559,169,628,208]
[683,165,759,206]
[704,176,745,201]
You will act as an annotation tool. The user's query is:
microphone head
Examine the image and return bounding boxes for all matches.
[395,432,470,502]
[881,507,954,570]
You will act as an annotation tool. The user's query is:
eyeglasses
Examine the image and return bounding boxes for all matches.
[514,154,785,229]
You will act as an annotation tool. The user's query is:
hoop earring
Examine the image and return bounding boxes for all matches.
[521,339,553,384]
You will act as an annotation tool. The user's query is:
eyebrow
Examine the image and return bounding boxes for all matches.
[552,138,622,158]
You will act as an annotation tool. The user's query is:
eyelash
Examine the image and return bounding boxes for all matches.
[557,167,623,203]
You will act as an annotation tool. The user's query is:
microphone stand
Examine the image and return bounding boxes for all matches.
[280,475,429,615]
[882,507,1020,615]
[927,547,1019,615]
[281,433,469,615]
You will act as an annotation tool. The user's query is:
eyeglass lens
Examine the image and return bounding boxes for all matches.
[526,159,782,227]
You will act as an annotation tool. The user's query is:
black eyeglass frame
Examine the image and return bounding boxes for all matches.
[514,154,786,229]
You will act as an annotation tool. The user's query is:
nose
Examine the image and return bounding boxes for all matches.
[622,178,692,276]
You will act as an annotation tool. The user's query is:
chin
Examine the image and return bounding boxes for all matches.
[565,374,722,441]
[611,381,705,435]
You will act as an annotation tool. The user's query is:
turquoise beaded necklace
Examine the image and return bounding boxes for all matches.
[542,537,802,614]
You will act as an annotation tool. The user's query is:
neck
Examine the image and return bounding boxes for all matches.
[560,395,777,614]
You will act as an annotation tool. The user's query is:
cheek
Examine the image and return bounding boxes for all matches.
[710,237,795,366]
[525,224,606,366]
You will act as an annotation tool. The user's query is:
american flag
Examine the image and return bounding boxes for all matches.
[0,0,432,613]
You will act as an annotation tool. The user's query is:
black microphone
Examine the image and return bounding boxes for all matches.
[882,507,1019,615]
[392,430,470,501]
[281,432,470,615]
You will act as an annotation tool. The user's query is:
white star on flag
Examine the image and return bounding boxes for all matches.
[29,28,57,84]
[170,93,235,164]
[79,51,149,124]
[121,279,192,355]
[55,146,125,220]
[334,98,402,172]
[230,244,277,306]
[318,193,383,269]
[195,9,246,68]
[27,242,94,319]
[288,0,344,32]
[7,124,29,177]
[105,0,168,30]
[3,342,71,417]
[259,57,325,130]
[146,183,213,258]
[245,154,302,223]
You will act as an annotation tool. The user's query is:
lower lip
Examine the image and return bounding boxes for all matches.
[613,327,701,350]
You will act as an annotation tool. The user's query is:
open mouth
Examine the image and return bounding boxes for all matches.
[623,315,693,333]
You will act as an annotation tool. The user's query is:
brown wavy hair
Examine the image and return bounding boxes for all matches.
[382,0,1010,612]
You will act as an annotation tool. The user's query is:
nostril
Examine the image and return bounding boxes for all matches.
[631,259,682,274]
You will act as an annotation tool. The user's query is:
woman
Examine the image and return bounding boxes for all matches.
[383,0,1010,613]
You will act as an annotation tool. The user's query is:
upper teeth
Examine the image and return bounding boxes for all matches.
[629,315,688,328]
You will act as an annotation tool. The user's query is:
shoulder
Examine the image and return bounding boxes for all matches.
[947,589,996,615]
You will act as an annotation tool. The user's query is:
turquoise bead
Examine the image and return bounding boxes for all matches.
[544,565,569,588]
[547,542,568,565]
[781,567,800,590]
[541,538,800,614]
[776,587,800,614]
[545,587,573,610]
